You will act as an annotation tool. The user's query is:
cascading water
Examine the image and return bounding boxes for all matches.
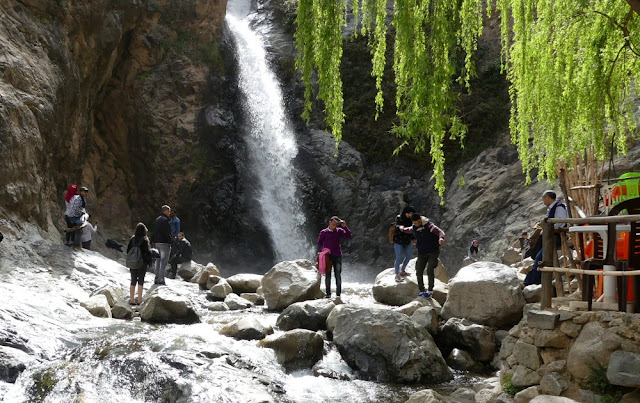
[226,0,313,262]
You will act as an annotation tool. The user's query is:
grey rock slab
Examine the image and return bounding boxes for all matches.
[511,364,542,388]
[208,278,233,300]
[139,287,199,324]
[276,299,335,331]
[539,372,568,396]
[606,350,640,387]
[226,273,263,294]
[411,306,439,335]
[111,301,134,319]
[224,293,253,310]
[259,329,324,371]
[90,285,125,307]
[515,386,540,403]
[80,294,112,318]
[527,310,559,330]
[513,341,541,371]
[405,389,448,403]
[220,317,273,340]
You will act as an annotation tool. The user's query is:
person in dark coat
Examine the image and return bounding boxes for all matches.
[168,232,192,279]
[393,206,416,282]
[410,213,445,297]
[127,223,152,305]
[152,205,172,285]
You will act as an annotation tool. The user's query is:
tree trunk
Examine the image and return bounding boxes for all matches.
[627,0,640,15]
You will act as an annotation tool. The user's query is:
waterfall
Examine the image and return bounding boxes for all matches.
[226,0,313,262]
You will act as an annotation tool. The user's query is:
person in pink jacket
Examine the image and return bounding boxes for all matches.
[317,216,352,298]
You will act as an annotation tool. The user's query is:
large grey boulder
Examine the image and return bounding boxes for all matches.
[80,294,112,318]
[405,389,447,403]
[446,348,481,372]
[224,293,253,310]
[0,346,35,383]
[276,299,336,331]
[139,287,199,324]
[441,262,525,328]
[220,317,273,340]
[567,321,623,381]
[177,261,197,281]
[240,293,264,306]
[332,306,452,383]
[512,341,541,371]
[540,372,568,396]
[195,264,221,287]
[261,260,321,311]
[111,301,134,319]
[90,285,126,307]
[226,274,263,294]
[438,317,496,362]
[372,268,448,306]
[259,329,324,370]
[529,397,578,403]
[607,350,640,387]
[411,306,439,335]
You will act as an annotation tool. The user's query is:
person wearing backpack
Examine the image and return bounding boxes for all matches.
[127,223,152,305]
[392,206,416,282]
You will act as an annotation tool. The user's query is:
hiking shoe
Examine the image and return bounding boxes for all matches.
[418,291,432,298]
[399,271,409,277]
[395,275,404,282]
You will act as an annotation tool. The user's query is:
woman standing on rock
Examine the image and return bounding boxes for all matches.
[127,223,153,305]
[64,184,78,245]
[393,206,416,282]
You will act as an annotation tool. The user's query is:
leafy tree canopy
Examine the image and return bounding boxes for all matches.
[295,0,640,198]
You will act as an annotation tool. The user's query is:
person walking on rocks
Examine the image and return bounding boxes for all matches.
[393,206,416,282]
[410,213,445,298]
[127,223,152,305]
[524,190,567,286]
[168,232,192,279]
[317,216,352,298]
[152,205,172,285]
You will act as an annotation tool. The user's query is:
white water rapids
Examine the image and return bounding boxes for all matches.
[226,0,313,262]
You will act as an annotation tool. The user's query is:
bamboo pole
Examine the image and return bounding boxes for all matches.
[538,267,640,276]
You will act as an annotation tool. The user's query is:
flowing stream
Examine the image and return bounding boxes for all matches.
[226,0,313,262]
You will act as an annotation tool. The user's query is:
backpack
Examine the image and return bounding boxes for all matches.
[126,237,144,269]
[388,223,396,243]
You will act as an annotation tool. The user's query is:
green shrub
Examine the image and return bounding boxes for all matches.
[502,374,524,397]
[581,359,628,403]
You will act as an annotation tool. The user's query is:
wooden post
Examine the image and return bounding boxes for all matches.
[541,219,555,309]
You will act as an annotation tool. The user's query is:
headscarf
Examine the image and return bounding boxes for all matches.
[65,185,78,203]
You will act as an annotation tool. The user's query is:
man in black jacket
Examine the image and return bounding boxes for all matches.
[168,232,192,279]
[411,213,445,298]
[152,205,172,285]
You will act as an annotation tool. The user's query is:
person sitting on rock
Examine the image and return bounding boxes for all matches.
[393,206,416,282]
[409,213,445,298]
[524,190,567,286]
[168,232,192,279]
[317,216,352,299]
[127,223,153,305]
[468,239,480,260]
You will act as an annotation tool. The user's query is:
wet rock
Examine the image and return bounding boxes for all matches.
[224,293,253,310]
[332,306,452,383]
[527,310,559,330]
[393,300,426,316]
[240,293,264,305]
[567,321,623,381]
[90,285,125,307]
[372,268,448,306]
[441,262,525,328]
[410,306,439,335]
[207,302,229,311]
[540,372,568,396]
[405,389,447,403]
[606,350,640,387]
[111,301,134,320]
[0,346,34,383]
[0,328,32,354]
[512,341,541,371]
[196,264,221,288]
[523,285,542,303]
[449,387,476,402]
[276,299,335,331]
[208,278,233,300]
[226,274,263,293]
[530,396,578,403]
[261,260,321,311]
[312,366,352,380]
[511,364,542,388]
[446,348,481,372]
[438,317,496,362]
[139,287,199,324]
[177,261,197,281]
[220,317,273,340]
[259,329,324,370]
[514,386,540,403]
[81,294,112,318]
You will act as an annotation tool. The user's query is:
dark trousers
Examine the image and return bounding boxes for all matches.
[65,215,75,244]
[416,252,439,292]
[326,255,342,297]
[82,241,91,250]
[169,256,188,274]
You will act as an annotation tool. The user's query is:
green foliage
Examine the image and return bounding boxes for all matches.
[502,374,524,397]
[295,0,640,197]
[581,359,628,402]
[29,368,58,402]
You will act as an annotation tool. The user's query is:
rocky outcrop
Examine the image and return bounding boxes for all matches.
[220,317,273,340]
[438,318,496,362]
[441,262,525,328]
[261,260,321,311]
[331,306,452,383]
[259,329,324,371]
[139,287,199,324]
[276,299,336,331]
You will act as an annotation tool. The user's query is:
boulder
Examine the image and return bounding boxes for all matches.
[207,302,229,311]
[527,310,559,330]
[332,306,452,383]
[372,268,448,306]
[177,261,197,281]
[393,300,425,316]
[226,274,263,294]
[206,275,223,290]
[208,278,233,300]
[539,372,568,396]
[405,389,447,403]
[326,304,346,336]
[240,293,264,306]
[438,317,496,362]
[511,364,541,388]
[523,285,542,303]
[90,285,125,307]
[261,260,321,311]
[220,317,273,340]
[224,294,253,310]
[529,397,578,403]
[410,306,439,335]
[195,264,221,287]
[502,247,522,266]
[512,341,541,371]
[441,262,525,328]
[0,346,34,383]
[449,387,476,403]
[606,350,640,387]
[111,301,134,319]
[404,258,449,283]
[139,287,199,324]
[276,299,335,331]
[567,321,623,381]
[446,348,481,372]
[80,295,112,318]
[514,386,540,403]
[259,329,324,370]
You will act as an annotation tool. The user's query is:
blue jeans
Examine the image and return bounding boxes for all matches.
[154,243,171,284]
[394,243,412,275]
